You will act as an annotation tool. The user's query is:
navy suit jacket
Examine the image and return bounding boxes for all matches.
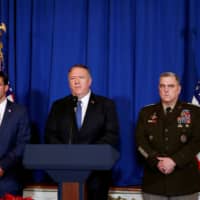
[45,93,119,147]
[45,93,119,200]
[0,100,30,196]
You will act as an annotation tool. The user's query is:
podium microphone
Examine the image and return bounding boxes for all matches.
[72,96,78,109]
[69,96,78,144]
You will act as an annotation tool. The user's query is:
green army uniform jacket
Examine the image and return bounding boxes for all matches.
[136,101,200,196]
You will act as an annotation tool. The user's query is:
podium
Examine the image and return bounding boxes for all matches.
[23,144,119,200]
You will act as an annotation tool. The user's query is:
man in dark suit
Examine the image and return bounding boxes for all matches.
[0,71,30,197]
[136,72,200,200]
[45,64,119,200]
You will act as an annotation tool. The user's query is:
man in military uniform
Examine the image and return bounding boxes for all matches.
[136,72,200,200]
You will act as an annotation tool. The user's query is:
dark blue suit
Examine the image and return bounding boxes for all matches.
[0,100,30,197]
[45,93,119,146]
[45,93,119,200]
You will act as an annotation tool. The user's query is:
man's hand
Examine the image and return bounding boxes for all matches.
[0,167,4,177]
[157,157,176,175]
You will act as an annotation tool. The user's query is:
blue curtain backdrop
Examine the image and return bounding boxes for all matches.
[1,0,200,186]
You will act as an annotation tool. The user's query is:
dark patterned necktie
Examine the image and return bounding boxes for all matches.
[166,107,171,114]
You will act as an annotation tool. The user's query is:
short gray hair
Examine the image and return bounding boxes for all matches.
[159,72,180,85]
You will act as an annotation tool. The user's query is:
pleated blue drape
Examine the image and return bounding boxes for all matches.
[1,0,200,185]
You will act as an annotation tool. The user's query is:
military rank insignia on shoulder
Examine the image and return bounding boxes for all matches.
[143,103,156,108]
[187,102,200,108]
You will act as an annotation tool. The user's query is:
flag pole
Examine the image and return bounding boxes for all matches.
[0,23,14,101]
[0,22,6,71]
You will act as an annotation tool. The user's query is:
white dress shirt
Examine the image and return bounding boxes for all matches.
[79,90,91,125]
[0,98,7,125]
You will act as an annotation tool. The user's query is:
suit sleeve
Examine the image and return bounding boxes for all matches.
[45,102,62,144]
[135,109,159,168]
[0,107,30,171]
[95,100,119,148]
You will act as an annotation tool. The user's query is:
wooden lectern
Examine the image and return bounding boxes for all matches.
[23,144,119,200]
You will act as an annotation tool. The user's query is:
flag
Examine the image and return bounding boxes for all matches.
[0,22,14,102]
[192,81,200,169]
[0,23,6,70]
[192,81,200,105]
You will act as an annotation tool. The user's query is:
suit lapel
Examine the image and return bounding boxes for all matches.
[80,93,96,131]
[62,96,77,131]
[156,103,164,117]
[0,100,13,129]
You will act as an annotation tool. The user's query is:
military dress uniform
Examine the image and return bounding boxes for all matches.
[136,101,200,196]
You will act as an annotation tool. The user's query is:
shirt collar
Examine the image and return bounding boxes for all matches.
[162,102,176,112]
[0,98,7,119]
[79,90,91,105]
[0,98,7,108]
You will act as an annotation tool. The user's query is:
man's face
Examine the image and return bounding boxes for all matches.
[0,77,8,103]
[159,76,181,106]
[68,67,92,98]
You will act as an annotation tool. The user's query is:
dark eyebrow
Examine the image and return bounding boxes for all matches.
[159,84,176,87]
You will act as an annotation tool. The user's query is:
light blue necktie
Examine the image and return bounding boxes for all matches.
[76,100,82,129]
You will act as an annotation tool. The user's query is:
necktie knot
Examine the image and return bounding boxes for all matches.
[77,100,82,105]
[166,107,171,114]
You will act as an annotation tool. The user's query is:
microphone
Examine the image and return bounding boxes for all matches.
[72,96,78,109]
[68,96,78,144]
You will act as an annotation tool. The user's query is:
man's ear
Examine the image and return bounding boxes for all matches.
[89,77,92,86]
[178,85,182,95]
[5,85,9,93]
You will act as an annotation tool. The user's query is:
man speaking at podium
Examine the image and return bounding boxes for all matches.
[45,64,119,200]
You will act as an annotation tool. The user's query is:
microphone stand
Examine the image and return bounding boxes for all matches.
[68,96,78,144]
